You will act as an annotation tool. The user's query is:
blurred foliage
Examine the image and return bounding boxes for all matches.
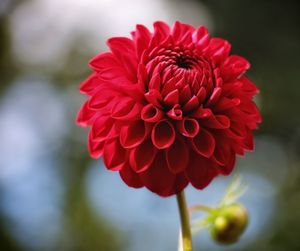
[0,17,15,94]
[0,0,300,250]
[56,130,125,251]
[0,219,21,251]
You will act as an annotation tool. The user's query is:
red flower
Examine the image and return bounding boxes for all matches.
[77,21,261,197]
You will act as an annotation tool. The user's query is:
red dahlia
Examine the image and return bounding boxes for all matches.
[77,21,261,196]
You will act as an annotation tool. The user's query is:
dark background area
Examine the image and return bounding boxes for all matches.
[0,0,299,250]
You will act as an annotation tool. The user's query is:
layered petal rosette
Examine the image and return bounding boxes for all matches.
[77,21,261,196]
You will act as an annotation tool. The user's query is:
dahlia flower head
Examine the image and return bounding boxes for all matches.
[77,21,261,197]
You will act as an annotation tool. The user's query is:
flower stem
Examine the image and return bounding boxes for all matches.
[176,191,193,251]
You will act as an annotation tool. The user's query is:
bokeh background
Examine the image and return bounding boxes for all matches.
[0,0,300,250]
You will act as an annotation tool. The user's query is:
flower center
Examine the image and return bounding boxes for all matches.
[175,55,192,69]
[144,45,215,118]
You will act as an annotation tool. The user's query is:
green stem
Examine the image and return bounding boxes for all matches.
[176,191,193,251]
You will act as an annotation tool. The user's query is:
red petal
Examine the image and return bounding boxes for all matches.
[178,30,192,45]
[166,105,183,120]
[186,152,219,189]
[129,139,157,173]
[212,136,232,166]
[149,73,161,91]
[89,52,119,71]
[192,26,208,42]
[180,85,192,104]
[88,88,116,110]
[192,107,212,119]
[213,97,240,112]
[183,95,199,112]
[201,114,230,129]
[221,55,250,82]
[137,63,148,89]
[134,24,151,59]
[163,89,179,107]
[119,162,144,188]
[91,115,114,141]
[88,132,105,159]
[103,138,127,171]
[76,101,98,126]
[196,87,207,103]
[141,104,164,122]
[144,89,163,108]
[153,21,170,41]
[166,137,189,173]
[230,121,247,138]
[172,21,183,41]
[140,151,176,196]
[111,98,141,121]
[107,37,136,56]
[192,26,210,51]
[106,37,138,79]
[120,120,148,148]
[177,118,200,138]
[79,73,102,95]
[115,83,144,103]
[191,128,215,157]
[218,152,236,175]
[161,77,177,96]
[205,38,231,65]
[98,67,129,82]
[240,77,259,94]
[206,87,222,106]
[244,129,254,150]
[151,120,175,149]
[172,21,194,43]
[119,52,138,79]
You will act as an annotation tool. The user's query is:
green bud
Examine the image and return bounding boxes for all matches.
[210,203,248,244]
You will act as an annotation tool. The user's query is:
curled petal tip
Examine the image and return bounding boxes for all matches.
[151,120,175,149]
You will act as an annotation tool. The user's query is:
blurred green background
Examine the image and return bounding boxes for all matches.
[0,0,299,250]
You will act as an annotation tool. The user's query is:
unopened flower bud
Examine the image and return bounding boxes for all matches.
[210,203,248,244]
